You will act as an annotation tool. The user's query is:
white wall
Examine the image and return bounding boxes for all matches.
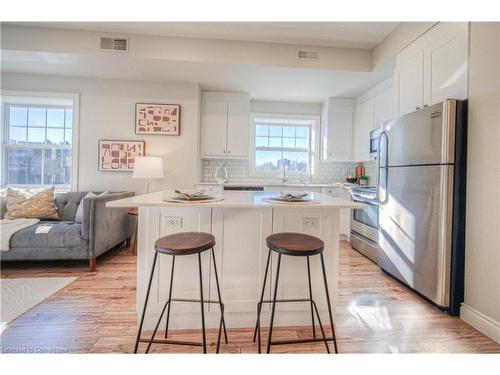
[460,22,500,343]
[1,73,201,194]
[250,100,322,116]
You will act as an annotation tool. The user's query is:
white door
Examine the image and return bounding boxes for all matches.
[394,51,424,117]
[202,100,228,157]
[423,22,468,106]
[374,85,394,128]
[353,97,375,161]
[323,99,354,160]
[226,101,250,157]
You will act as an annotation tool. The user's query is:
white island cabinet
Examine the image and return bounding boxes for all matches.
[108,191,364,330]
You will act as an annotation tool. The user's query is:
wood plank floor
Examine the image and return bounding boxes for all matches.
[1,241,499,354]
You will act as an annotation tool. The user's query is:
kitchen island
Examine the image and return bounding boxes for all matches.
[108,190,364,330]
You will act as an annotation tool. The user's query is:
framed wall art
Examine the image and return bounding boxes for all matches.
[98,140,145,172]
[135,103,181,135]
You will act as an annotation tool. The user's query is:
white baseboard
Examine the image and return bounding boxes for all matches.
[460,303,500,344]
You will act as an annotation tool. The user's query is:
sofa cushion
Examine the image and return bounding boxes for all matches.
[9,221,87,249]
[55,192,88,221]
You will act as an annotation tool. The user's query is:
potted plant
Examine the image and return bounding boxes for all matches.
[359,175,368,186]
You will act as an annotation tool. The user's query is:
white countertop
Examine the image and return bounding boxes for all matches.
[107,190,365,209]
[196,181,354,188]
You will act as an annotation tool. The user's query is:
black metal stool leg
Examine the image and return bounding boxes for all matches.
[254,248,272,353]
[266,253,282,354]
[134,251,158,353]
[311,300,331,353]
[198,252,207,353]
[211,247,227,352]
[145,298,171,353]
[320,253,339,354]
[306,256,316,339]
[164,255,176,338]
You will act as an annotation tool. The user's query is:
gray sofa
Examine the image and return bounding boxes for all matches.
[1,191,135,271]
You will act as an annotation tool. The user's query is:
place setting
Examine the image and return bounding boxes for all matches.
[163,189,225,203]
[263,191,320,205]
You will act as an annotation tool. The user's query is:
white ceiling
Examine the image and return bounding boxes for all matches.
[1,50,391,102]
[13,22,400,49]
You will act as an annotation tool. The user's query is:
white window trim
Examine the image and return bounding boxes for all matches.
[249,112,320,178]
[1,90,80,191]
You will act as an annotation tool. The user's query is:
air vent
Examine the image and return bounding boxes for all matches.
[297,49,319,60]
[99,37,128,52]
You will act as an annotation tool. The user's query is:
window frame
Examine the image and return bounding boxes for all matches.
[1,90,80,191]
[249,112,320,177]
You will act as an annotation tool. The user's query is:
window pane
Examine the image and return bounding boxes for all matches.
[283,126,295,137]
[28,127,46,143]
[255,136,268,147]
[296,138,308,149]
[269,137,282,147]
[7,148,43,185]
[269,126,282,137]
[47,108,65,128]
[46,128,65,145]
[255,150,281,172]
[296,127,309,138]
[9,107,28,126]
[65,109,73,128]
[43,149,71,186]
[9,127,27,144]
[64,128,73,145]
[28,107,46,127]
[282,151,309,172]
[283,138,295,148]
[255,124,268,136]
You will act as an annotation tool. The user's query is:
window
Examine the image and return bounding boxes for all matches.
[252,115,316,174]
[1,94,77,191]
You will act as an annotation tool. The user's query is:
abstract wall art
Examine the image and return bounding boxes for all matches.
[98,140,145,172]
[135,103,181,135]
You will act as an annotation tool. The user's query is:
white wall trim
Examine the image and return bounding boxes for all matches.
[460,303,500,344]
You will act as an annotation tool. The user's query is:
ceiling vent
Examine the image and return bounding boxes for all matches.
[99,37,128,52]
[297,49,319,61]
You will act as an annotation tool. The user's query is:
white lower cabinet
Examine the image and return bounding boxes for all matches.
[321,186,351,239]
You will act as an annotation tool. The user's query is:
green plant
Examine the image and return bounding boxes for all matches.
[359,175,368,180]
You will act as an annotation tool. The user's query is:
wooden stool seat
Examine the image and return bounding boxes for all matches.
[155,232,216,255]
[266,232,324,257]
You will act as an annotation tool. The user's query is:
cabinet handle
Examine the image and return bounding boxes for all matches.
[423,104,428,107]
[228,150,231,154]
[222,150,226,153]
[415,106,421,110]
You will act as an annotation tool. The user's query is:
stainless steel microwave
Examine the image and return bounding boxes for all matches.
[369,128,381,159]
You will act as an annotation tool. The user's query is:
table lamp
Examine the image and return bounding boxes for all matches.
[133,156,164,193]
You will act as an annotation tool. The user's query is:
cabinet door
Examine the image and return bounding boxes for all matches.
[226,101,250,157]
[423,23,468,105]
[394,51,424,117]
[374,85,394,128]
[202,100,228,157]
[353,97,375,161]
[322,99,354,160]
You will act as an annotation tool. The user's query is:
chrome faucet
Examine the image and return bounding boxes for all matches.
[281,167,288,185]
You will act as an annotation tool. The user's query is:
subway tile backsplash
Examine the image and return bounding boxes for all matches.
[201,158,375,184]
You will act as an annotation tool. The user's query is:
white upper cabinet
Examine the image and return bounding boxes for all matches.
[201,92,250,158]
[321,98,354,161]
[423,22,469,105]
[353,97,375,161]
[374,84,394,128]
[226,101,251,157]
[394,22,469,118]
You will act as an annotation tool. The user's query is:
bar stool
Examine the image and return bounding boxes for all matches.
[134,232,228,354]
[253,232,338,354]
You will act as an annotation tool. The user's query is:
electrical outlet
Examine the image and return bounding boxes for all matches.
[164,216,182,229]
[301,216,319,228]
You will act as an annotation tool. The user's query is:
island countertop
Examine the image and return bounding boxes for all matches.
[107,190,366,209]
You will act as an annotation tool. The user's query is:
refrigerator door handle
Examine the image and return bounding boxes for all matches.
[376,129,389,203]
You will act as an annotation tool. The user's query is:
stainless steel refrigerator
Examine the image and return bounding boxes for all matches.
[376,99,467,315]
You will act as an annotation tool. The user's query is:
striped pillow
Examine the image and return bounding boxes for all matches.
[4,187,59,220]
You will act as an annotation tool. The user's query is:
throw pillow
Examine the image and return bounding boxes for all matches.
[74,191,111,223]
[4,187,59,220]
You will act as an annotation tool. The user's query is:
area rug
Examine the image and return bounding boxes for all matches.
[0,277,77,333]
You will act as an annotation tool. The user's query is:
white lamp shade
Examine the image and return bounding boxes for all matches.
[133,156,164,179]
